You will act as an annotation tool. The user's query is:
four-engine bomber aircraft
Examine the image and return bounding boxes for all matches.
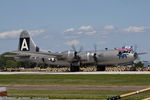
[6,31,142,72]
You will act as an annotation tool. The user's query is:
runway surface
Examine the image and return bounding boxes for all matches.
[0,71,150,74]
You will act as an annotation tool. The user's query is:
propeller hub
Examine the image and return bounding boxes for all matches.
[134,52,138,59]
[93,53,97,62]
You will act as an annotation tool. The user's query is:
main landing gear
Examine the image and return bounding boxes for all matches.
[97,65,106,71]
[70,61,80,72]
[70,63,106,72]
[130,62,136,71]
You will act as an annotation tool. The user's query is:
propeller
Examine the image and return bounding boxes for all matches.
[72,45,76,52]
[134,44,137,52]
[134,52,138,59]
[93,44,98,63]
[137,52,147,55]
[79,46,83,53]
[72,45,83,53]
[132,45,139,60]
[71,45,83,60]
[133,45,147,60]
[94,44,97,52]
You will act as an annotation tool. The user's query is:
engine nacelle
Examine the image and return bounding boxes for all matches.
[61,50,76,60]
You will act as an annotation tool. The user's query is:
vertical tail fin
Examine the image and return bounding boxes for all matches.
[18,30,40,52]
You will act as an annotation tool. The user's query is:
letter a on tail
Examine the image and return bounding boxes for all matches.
[20,38,30,51]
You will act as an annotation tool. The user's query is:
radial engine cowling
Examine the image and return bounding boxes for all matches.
[61,50,77,61]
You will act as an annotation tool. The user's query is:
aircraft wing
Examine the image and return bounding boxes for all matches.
[32,52,67,60]
[8,51,65,60]
[4,54,30,58]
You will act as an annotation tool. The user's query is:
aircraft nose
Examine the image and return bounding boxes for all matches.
[134,52,138,59]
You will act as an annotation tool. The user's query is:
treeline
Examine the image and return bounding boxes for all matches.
[0,52,50,69]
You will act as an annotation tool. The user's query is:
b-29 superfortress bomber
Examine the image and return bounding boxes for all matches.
[5,31,145,72]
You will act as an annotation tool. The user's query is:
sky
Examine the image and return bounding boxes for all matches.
[0,0,150,61]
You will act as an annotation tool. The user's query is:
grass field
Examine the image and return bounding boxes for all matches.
[0,74,150,99]
[7,89,150,100]
[0,74,150,86]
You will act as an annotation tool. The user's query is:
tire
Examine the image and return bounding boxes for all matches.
[130,67,136,71]
[70,61,80,72]
[97,65,106,71]
[70,65,80,72]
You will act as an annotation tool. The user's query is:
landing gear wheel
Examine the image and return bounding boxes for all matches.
[130,63,136,71]
[97,65,106,71]
[130,67,136,71]
[70,61,80,72]
[70,65,80,72]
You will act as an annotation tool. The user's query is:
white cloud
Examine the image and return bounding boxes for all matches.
[0,29,23,38]
[64,35,79,39]
[86,31,96,35]
[78,25,96,35]
[29,30,45,36]
[123,26,150,33]
[64,28,75,33]
[79,25,93,31]
[66,40,79,46]
[104,25,115,30]
[77,31,83,34]
[63,25,150,39]
[63,25,96,36]
[0,29,44,39]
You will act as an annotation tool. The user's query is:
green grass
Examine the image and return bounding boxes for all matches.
[0,74,150,99]
[7,89,150,100]
[0,74,150,86]
[8,89,123,99]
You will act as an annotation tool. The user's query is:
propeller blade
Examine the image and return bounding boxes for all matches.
[93,44,98,62]
[93,53,97,62]
[71,45,81,61]
[134,44,137,52]
[72,45,76,51]
[137,52,147,55]
[94,44,97,52]
[79,46,83,53]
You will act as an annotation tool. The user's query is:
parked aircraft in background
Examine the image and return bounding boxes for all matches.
[5,31,145,72]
